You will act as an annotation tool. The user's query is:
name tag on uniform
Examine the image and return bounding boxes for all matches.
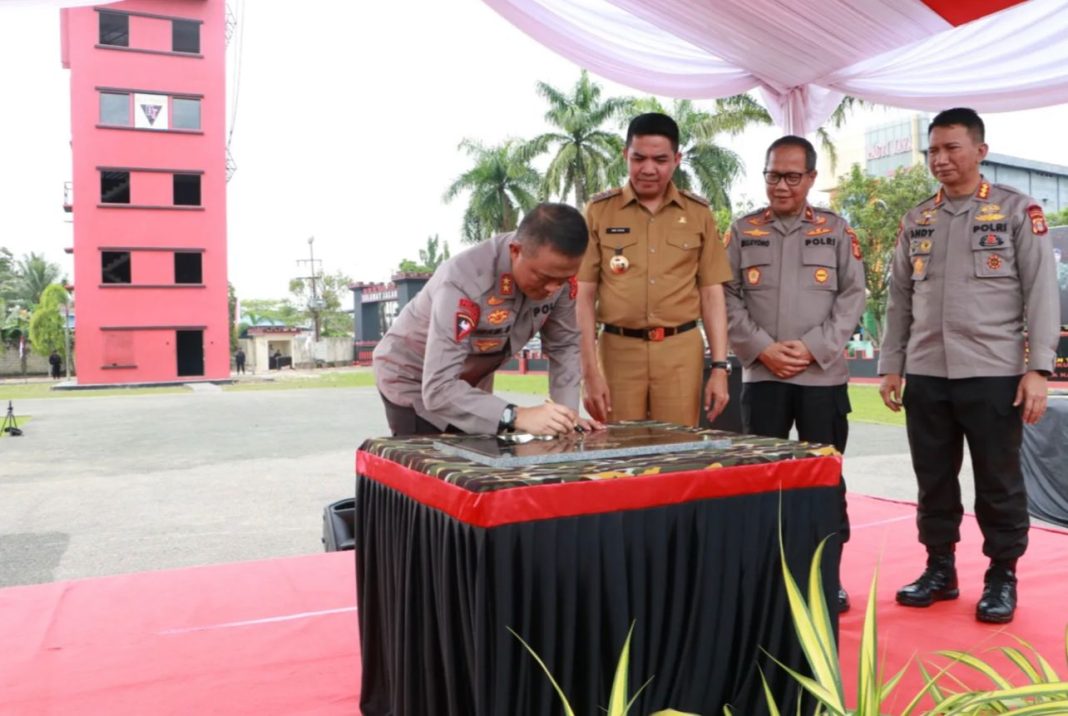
[606,227,630,234]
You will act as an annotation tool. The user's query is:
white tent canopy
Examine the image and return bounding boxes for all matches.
[483,0,1068,134]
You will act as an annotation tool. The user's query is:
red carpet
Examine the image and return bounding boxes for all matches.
[1,497,1065,715]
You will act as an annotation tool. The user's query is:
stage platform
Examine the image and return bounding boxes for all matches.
[2,495,1066,715]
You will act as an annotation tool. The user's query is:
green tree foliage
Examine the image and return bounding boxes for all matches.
[524,70,629,208]
[228,282,239,353]
[831,163,937,345]
[288,270,354,337]
[398,234,451,274]
[1046,206,1068,227]
[712,94,861,173]
[28,283,69,358]
[238,298,303,328]
[444,139,542,244]
[11,252,63,308]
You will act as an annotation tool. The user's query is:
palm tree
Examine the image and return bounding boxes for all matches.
[444,139,541,244]
[626,97,748,211]
[12,253,63,308]
[523,71,630,208]
[712,94,860,174]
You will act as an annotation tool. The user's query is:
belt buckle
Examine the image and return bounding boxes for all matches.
[647,327,665,342]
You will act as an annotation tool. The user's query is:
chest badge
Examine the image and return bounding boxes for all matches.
[609,248,630,274]
[487,309,510,325]
[746,267,761,286]
[487,295,507,306]
[814,268,830,284]
[677,216,687,224]
[912,257,927,277]
[743,228,770,237]
[917,209,938,226]
[987,254,1003,271]
[473,339,504,353]
[980,234,1003,248]
[805,227,832,237]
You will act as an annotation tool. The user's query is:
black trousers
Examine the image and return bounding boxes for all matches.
[741,381,851,541]
[379,392,461,437]
[903,374,1028,561]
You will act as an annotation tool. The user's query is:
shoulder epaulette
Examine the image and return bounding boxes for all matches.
[680,189,710,207]
[588,188,622,204]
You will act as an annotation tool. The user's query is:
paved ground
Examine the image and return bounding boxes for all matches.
[0,379,1056,588]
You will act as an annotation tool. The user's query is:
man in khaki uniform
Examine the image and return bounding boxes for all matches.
[374,203,602,437]
[879,108,1060,624]
[578,113,732,427]
[725,135,866,612]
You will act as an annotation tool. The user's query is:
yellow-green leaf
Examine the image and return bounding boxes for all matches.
[607,623,635,715]
[507,627,576,716]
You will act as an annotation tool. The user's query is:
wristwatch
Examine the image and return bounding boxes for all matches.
[498,404,518,433]
[710,360,732,375]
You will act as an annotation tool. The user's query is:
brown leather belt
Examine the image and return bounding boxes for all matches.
[601,321,698,342]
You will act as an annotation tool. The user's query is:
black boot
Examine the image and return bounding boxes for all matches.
[837,585,850,613]
[896,553,959,607]
[976,564,1017,624]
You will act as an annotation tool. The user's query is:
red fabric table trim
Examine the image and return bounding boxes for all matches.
[920,0,1025,26]
[356,451,842,528]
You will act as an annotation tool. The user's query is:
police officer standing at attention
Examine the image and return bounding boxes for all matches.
[374,203,603,437]
[577,113,732,427]
[725,135,866,612]
[879,108,1059,624]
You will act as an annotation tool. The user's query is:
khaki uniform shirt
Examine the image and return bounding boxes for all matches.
[879,179,1060,378]
[725,205,867,386]
[579,181,731,328]
[373,233,581,434]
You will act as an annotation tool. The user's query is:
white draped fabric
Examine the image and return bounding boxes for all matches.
[483,0,1068,134]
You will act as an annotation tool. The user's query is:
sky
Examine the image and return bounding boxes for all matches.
[3,0,1068,308]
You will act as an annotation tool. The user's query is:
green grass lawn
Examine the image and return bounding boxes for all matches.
[0,383,189,401]
[848,384,905,426]
[223,370,377,392]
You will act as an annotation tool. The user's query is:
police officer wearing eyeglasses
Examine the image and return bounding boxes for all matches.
[724,135,866,613]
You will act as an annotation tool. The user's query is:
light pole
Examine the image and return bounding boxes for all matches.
[307,236,321,342]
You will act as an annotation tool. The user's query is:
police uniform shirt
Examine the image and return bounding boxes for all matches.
[579,181,732,328]
[879,179,1060,378]
[373,232,581,434]
[725,205,867,386]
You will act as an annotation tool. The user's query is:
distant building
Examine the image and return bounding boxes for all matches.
[61,1,228,384]
[818,112,1068,213]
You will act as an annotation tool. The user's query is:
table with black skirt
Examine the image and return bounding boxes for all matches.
[355,421,842,716]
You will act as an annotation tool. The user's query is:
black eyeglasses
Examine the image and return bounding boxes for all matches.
[763,171,809,186]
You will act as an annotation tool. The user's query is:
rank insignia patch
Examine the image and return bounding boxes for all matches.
[814,267,830,284]
[804,206,815,222]
[1028,204,1048,235]
[499,274,515,296]
[746,267,761,286]
[977,181,991,200]
[487,309,510,325]
[722,230,732,248]
[987,254,1003,271]
[568,275,578,300]
[455,298,480,342]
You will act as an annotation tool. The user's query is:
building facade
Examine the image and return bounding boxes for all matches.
[819,112,1068,213]
[61,0,228,384]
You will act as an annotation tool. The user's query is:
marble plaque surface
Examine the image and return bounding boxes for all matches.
[433,424,731,468]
